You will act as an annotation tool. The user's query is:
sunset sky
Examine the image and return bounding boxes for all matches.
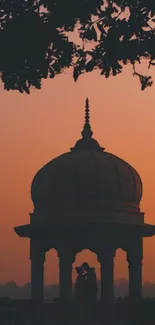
[0,64,155,287]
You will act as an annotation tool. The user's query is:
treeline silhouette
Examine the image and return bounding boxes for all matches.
[1,279,155,299]
[0,0,155,93]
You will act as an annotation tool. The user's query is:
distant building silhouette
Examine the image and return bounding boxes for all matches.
[14,99,155,324]
[2,279,155,300]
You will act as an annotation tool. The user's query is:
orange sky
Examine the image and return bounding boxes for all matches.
[0,65,155,286]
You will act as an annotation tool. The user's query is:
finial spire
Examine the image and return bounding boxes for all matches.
[81,98,93,138]
[85,98,90,124]
[70,98,104,152]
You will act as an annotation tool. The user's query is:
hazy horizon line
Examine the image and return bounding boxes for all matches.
[1,278,155,286]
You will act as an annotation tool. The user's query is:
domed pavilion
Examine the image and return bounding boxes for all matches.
[14,99,155,323]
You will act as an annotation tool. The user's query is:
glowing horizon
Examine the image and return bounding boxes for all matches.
[0,66,155,285]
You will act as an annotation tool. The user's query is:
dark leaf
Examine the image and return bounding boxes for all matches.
[73,67,81,82]
[82,26,98,41]
[49,68,55,79]
[85,59,95,72]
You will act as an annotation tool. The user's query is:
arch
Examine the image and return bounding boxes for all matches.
[44,248,59,300]
[114,248,128,300]
[72,249,100,298]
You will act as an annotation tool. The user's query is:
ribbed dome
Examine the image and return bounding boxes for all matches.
[31,150,142,208]
[31,99,143,222]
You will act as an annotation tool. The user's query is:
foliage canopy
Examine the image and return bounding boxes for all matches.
[0,0,155,93]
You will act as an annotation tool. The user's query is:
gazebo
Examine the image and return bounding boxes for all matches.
[15,99,155,324]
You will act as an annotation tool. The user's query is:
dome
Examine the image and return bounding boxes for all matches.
[31,99,143,223]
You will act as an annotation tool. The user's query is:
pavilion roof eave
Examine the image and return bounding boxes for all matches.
[14,222,155,239]
[14,225,32,237]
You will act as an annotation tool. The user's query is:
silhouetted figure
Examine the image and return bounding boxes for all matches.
[82,262,98,321]
[74,266,87,320]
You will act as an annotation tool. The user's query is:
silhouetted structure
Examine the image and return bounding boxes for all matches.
[14,99,155,324]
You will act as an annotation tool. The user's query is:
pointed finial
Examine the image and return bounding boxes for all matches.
[70,98,104,151]
[85,98,90,124]
[81,98,93,138]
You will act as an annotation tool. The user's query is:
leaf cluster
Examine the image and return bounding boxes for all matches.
[0,0,155,93]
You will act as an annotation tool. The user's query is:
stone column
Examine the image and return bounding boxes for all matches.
[127,239,143,301]
[58,248,75,304]
[30,239,45,325]
[98,249,115,325]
